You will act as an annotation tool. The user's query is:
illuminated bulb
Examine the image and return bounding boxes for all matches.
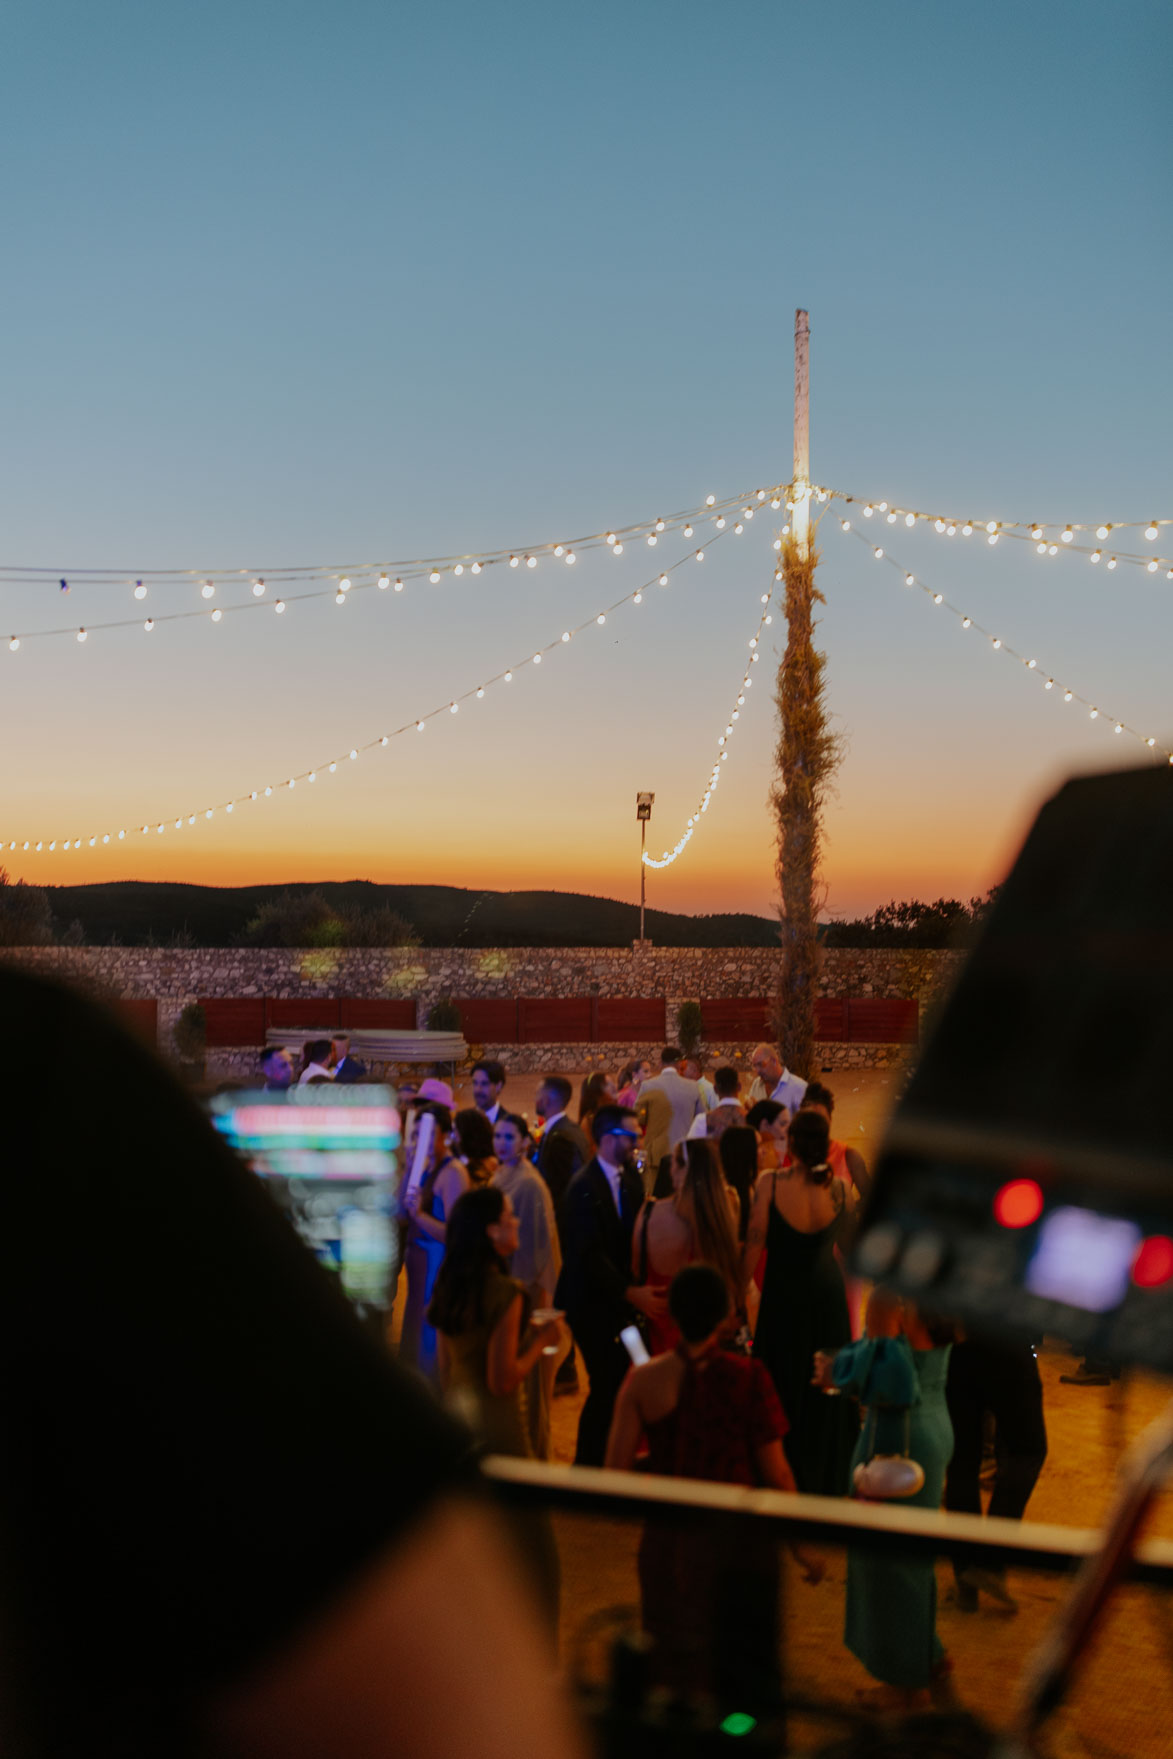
[175,818,183,829]
[1090,708,1099,719]
[732,710,740,720]
[1030,526,1043,541]
[1146,523,1159,541]
[1167,570,1173,580]
[715,517,725,530]
[476,687,485,698]
[986,520,997,534]
[526,555,536,569]
[935,519,946,533]
[1045,679,1054,690]
[1061,526,1073,542]
[656,518,665,532]
[774,537,782,551]
[377,575,389,590]
[734,523,743,534]
[1107,556,1118,569]
[119,828,126,837]
[1048,544,1058,556]
[878,502,888,513]
[962,617,971,628]
[987,532,998,546]
[1148,737,1156,746]
[225,804,232,814]
[77,628,87,642]
[1148,559,1159,573]
[683,524,693,537]
[633,591,642,602]
[886,511,897,525]
[394,578,404,591]
[453,564,464,577]
[1115,722,1124,733]
[905,573,915,586]
[659,573,668,586]
[612,542,623,555]
[202,582,215,599]
[873,546,883,559]
[380,735,388,746]
[340,577,352,592]
[761,593,770,604]
[737,694,745,705]
[961,522,972,536]
[992,637,1001,647]
[212,607,223,621]
[749,637,758,648]
[771,497,781,509]
[905,512,915,527]
[429,569,441,583]
[450,702,458,714]
[275,599,285,613]
[417,720,425,732]
[308,772,316,782]
[1091,550,1101,563]
[705,494,716,506]
[933,593,943,605]
[1027,658,1037,669]
[156,825,164,834]
[349,749,358,760]
[264,785,272,796]
[253,579,267,596]
[596,614,605,625]
[335,592,346,604]
[1064,691,1073,702]
[329,763,336,773]
[566,551,576,564]
[718,736,726,746]
[562,630,570,642]
[470,562,481,575]
[134,583,147,600]
[8,638,18,651]
[695,549,704,561]
[1037,543,1048,554]
[781,523,790,535]
[504,670,513,681]
[554,545,565,558]
[103,833,109,843]
[841,519,850,531]
[1096,525,1110,540]
[509,555,519,568]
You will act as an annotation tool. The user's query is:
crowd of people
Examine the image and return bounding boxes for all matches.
[257,1035,1049,1715]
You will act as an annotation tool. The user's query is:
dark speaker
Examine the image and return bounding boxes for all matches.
[853,763,1173,1370]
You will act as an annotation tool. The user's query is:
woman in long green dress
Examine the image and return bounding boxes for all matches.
[816,1289,956,1711]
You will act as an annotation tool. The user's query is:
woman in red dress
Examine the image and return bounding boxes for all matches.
[606,1266,822,1708]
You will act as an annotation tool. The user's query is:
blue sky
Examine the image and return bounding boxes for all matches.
[2,0,1170,916]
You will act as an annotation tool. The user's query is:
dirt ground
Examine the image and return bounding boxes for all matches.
[400,1069,1173,1752]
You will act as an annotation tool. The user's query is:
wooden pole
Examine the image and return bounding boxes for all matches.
[793,308,810,557]
[771,308,835,1077]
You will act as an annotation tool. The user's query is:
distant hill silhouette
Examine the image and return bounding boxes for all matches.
[42,879,781,949]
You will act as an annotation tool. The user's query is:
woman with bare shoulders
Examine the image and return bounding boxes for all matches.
[743,1107,859,1494]
[578,1070,617,1149]
[631,1136,742,1354]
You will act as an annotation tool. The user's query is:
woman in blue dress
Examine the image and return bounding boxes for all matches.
[815,1288,956,1712]
[400,1103,470,1380]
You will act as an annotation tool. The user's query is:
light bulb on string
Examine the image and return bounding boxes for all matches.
[253,579,266,596]
[377,575,389,590]
[134,582,147,600]
[275,599,286,613]
[201,582,215,599]
[1062,527,1073,543]
[1146,523,1159,541]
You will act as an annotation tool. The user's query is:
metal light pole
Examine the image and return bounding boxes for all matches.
[636,792,654,946]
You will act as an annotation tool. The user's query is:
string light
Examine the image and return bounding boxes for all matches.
[838,523,1171,764]
[642,579,778,870]
[6,522,755,857]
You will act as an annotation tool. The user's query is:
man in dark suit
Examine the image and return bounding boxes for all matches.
[330,1035,368,1085]
[555,1104,667,1466]
[534,1075,590,1212]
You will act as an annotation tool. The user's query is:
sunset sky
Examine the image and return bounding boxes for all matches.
[2,0,1169,921]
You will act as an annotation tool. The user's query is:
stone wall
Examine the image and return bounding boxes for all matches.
[4,943,965,1076]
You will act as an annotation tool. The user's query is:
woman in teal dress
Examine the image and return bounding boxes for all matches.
[816,1289,956,1711]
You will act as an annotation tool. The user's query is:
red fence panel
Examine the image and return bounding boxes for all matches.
[594,997,667,1042]
[113,998,158,1043]
[339,998,417,1029]
[846,998,919,1043]
[266,997,340,1031]
[454,999,519,1043]
[815,999,848,1042]
[201,997,267,1047]
[519,997,594,1043]
[700,998,773,1041]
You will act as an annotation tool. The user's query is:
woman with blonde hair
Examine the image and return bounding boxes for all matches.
[632,1136,742,1355]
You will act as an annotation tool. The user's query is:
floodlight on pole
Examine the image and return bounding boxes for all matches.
[636,793,655,945]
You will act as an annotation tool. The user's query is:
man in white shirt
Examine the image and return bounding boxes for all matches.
[471,1059,507,1125]
[747,1042,807,1114]
[298,1038,336,1085]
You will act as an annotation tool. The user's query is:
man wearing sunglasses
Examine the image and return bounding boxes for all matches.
[555,1105,667,1465]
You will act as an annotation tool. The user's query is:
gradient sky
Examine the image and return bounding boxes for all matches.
[2,0,1170,920]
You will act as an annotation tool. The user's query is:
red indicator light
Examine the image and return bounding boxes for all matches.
[994,1178,1044,1229]
[1132,1236,1173,1290]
